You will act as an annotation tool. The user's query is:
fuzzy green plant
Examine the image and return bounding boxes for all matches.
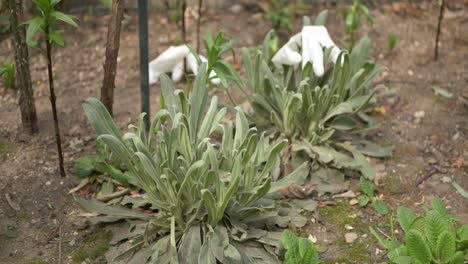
[258,0,308,35]
[74,137,137,189]
[77,64,308,263]
[370,198,468,264]
[282,230,322,264]
[232,26,390,191]
[358,176,388,215]
[0,61,15,89]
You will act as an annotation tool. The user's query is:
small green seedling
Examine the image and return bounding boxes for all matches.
[24,0,78,177]
[258,0,293,33]
[370,198,468,264]
[188,31,241,103]
[0,61,15,89]
[282,230,322,264]
[359,177,389,215]
[343,0,373,50]
[387,33,397,53]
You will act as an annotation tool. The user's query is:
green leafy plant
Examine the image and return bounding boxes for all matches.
[358,176,388,215]
[343,0,373,50]
[258,0,309,35]
[77,64,307,263]
[188,31,241,104]
[0,61,15,89]
[282,230,322,264]
[370,198,468,264]
[74,138,137,187]
[231,13,391,194]
[165,0,183,24]
[258,0,293,33]
[387,33,397,54]
[24,0,78,177]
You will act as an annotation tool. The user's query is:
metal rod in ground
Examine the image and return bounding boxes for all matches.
[138,0,150,129]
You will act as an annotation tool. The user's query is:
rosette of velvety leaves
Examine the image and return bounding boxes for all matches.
[77,64,308,263]
[231,12,392,194]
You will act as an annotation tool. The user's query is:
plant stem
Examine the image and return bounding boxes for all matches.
[181,0,186,72]
[196,0,202,54]
[45,26,65,177]
[434,0,444,61]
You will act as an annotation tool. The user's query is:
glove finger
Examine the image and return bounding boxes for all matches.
[272,46,302,67]
[303,35,324,76]
[172,61,184,82]
[330,46,341,64]
[187,54,198,74]
[149,70,160,85]
[149,45,189,74]
[208,69,221,85]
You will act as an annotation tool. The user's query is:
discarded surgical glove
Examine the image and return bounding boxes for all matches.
[148,45,220,85]
[271,26,341,77]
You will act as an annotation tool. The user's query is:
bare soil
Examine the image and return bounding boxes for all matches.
[0,1,466,263]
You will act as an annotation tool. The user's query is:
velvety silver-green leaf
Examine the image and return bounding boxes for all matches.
[314,10,328,26]
[269,162,309,193]
[76,197,149,219]
[178,224,201,264]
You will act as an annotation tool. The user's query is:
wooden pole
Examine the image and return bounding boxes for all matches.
[8,0,38,134]
[101,0,125,116]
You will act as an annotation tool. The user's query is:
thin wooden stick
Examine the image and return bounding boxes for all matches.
[376,227,392,240]
[96,188,131,202]
[434,0,445,61]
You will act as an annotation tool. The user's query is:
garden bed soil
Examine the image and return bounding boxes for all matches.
[0,1,467,263]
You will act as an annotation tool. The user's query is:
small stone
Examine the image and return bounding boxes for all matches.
[452,132,460,141]
[45,181,51,186]
[229,4,243,14]
[308,235,317,243]
[441,176,452,183]
[69,239,76,247]
[344,224,354,230]
[345,233,358,243]
[349,198,359,205]
[414,110,425,119]
[427,158,437,164]
[408,70,414,76]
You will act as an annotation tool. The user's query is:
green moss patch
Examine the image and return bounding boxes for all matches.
[71,230,112,263]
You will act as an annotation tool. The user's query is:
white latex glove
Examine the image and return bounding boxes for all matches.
[149,45,189,84]
[271,26,341,77]
[148,45,220,85]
